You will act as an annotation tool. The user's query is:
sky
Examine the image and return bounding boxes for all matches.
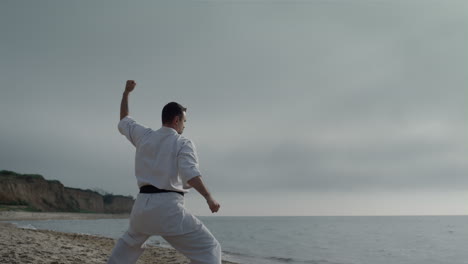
[1,1,467,216]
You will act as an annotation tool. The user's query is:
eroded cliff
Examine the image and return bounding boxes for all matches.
[0,170,134,213]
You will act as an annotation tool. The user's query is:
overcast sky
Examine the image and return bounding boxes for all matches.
[1,1,467,216]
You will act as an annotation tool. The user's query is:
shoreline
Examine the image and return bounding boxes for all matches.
[0,211,237,264]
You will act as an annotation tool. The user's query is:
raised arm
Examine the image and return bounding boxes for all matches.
[120,80,136,120]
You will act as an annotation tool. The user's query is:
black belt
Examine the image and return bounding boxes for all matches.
[139,185,184,196]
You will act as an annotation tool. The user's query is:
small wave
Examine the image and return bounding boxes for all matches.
[77,232,92,236]
[223,250,255,258]
[269,256,295,262]
[267,256,345,264]
[17,224,37,230]
[223,250,347,264]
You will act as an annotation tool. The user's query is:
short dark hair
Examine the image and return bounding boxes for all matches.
[161,102,187,124]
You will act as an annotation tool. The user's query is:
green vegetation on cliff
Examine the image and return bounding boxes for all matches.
[0,170,63,184]
[0,170,45,181]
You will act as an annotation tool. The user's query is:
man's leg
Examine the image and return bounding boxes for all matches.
[107,227,150,264]
[162,224,221,264]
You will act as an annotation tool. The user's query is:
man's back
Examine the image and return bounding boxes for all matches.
[118,116,201,193]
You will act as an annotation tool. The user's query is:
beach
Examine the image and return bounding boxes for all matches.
[0,211,130,221]
[0,211,235,264]
[2,212,468,264]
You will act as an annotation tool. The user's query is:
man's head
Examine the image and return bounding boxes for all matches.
[162,102,187,134]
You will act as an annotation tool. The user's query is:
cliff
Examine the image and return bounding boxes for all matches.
[0,170,134,214]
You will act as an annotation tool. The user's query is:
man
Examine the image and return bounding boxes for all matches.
[107,80,222,264]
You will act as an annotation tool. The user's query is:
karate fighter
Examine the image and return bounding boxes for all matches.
[107,80,222,264]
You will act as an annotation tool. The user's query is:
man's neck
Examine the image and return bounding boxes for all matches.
[163,124,177,131]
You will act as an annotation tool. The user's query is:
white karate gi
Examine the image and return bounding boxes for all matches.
[107,116,221,264]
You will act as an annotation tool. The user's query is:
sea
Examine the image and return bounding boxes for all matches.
[5,215,468,264]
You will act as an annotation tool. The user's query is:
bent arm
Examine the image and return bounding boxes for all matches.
[187,176,211,198]
[120,91,130,120]
[120,80,136,120]
[188,176,221,213]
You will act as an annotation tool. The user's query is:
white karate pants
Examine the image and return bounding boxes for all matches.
[107,193,221,264]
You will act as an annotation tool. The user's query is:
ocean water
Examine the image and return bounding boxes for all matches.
[5,216,468,264]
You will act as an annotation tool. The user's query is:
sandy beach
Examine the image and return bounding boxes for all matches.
[0,211,235,264]
[0,211,131,221]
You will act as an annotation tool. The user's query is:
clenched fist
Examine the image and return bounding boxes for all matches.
[207,196,221,213]
[125,80,136,93]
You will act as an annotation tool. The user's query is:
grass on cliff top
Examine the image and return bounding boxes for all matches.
[0,170,45,180]
[0,170,62,184]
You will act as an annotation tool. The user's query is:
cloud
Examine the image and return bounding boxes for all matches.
[1,1,467,215]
